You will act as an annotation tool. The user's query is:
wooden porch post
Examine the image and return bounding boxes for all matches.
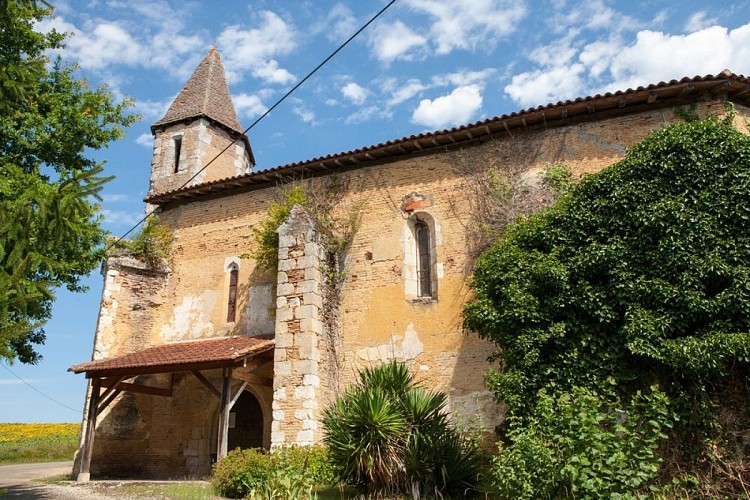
[216,368,233,460]
[77,377,101,482]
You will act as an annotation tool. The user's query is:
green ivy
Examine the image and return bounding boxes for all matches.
[464,117,750,495]
[121,216,172,268]
[249,185,307,271]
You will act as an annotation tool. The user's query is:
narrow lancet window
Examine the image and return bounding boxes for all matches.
[227,266,238,322]
[173,137,182,173]
[415,220,432,297]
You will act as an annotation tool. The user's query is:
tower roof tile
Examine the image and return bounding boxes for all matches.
[152,48,244,134]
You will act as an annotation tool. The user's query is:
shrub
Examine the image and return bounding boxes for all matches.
[211,445,335,499]
[491,386,674,499]
[323,361,483,498]
[211,448,272,499]
[117,215,172,268]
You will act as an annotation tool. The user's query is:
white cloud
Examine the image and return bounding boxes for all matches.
[685,11,718,33]
[431,69,496,88]
[504,23,750,108]
[505,65,585,107]
[546,0,639,35]
[233,93,268,120]
[406,0,526,54]
[101,193,131,202]
[346,105,388,124]
[412,85,483,129]
[291,99,315,124]
[101,209,143,227]
[217,11,297,85]
[386,79,426,107]
[35,1,206,81]
[135,133,153,147]
[38,18,143,70]
[341,82,368,105]
[368,20,427,63]
[319,3,357,42]
[134,98,172,121]
[602,25,750,92]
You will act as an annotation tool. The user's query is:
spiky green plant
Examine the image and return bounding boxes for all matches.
[323,361,483,498]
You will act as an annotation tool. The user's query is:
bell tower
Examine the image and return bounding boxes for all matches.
[147,48,255,198]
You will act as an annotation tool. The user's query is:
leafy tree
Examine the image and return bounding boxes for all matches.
[464,116,750,495]
[0,1,136,363]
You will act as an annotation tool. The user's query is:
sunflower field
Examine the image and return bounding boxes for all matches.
[0,423,80,464]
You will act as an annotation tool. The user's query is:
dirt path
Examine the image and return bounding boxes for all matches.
[0,462,109,499]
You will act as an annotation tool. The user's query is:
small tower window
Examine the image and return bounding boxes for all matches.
[227,265,238,322]
[415,220,432,297]
[173,136,182,173]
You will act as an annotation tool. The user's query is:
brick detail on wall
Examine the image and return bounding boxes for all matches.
[271,206,327,447]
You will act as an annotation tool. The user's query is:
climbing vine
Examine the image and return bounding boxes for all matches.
[464,117,750,497]
[114,215,173,269]
[448,133,573,261]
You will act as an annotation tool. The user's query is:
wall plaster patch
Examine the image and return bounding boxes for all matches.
[356,323,424,362]
[161,292,217,341]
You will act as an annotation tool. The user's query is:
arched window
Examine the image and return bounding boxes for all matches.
[227,264,239,322]
[403,213,440,301]
[414,220,432,297]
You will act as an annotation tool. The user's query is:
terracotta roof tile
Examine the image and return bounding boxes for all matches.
[152,48,244,134]
[69,336,274,377]
[145,71,750,205]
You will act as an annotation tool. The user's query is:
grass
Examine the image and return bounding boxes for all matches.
[0,423,80,464]
[89,482,220,499]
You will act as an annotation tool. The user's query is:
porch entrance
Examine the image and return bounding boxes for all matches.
[228,391,263,450]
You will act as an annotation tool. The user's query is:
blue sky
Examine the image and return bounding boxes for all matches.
[2,0,750,423]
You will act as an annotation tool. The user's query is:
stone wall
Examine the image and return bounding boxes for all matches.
[271,207,330,446]
[148,118,251,201]
[80,99,749,475]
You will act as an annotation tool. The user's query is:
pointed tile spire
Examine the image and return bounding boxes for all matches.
[152,48,244,134]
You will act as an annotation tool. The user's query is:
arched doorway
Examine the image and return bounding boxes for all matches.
[228,390,264,450]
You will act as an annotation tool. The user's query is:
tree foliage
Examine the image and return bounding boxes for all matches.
[0,2,136,363]
[464,116,750,495]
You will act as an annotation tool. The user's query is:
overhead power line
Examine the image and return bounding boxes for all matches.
[110,0,399,248]
[8,1,399,411]
[1,362,82,415]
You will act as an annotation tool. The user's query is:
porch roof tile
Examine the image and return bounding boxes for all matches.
[69,335,274,378]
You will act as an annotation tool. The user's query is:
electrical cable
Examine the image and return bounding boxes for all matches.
[1,362,82,414]
[6,1,399,416]
[109,0,398,247]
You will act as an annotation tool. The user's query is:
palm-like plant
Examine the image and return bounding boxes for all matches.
[323,361,483,498]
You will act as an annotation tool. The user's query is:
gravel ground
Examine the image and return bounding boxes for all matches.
[0,462,220,499]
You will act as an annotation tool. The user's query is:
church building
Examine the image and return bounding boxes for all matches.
[69,49,750,479]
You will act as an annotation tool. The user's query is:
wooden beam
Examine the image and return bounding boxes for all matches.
[77,378,101,482]
[233,371,273,388]
[97,389,122,414]
[241,352,273,373]
[217,368,233,460]
[111,380,172,397]
[100,374,174,397]
[192,370,221,399]
[99,376,125,402]
[229,382,248,409]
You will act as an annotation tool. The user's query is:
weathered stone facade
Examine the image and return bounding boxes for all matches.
[72,52,750,478]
